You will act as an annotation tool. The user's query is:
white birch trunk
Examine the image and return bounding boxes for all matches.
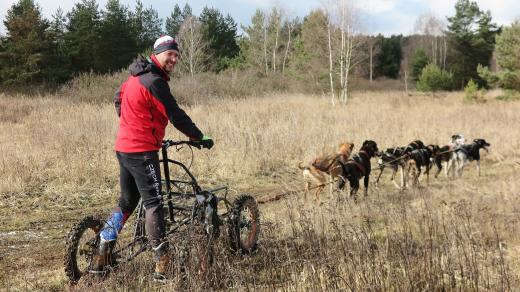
[272,20,279,72]
[282,22,292,75]
[263,23,269,74]
[327,20,335,106]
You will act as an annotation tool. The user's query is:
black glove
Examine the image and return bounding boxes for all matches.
[200,135,214,149]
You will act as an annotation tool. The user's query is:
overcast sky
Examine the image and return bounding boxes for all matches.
[0,0,519,36]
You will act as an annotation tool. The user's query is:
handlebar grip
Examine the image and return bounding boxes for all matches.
[162,140,202,149]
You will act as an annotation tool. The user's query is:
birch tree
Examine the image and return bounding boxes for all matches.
[281,18,296,74]
[325,0,361,105]
[177,16,208,77]
[414,13,447,69]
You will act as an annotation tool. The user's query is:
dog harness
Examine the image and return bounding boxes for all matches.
[312,153,348,172]
[346,151,369,176]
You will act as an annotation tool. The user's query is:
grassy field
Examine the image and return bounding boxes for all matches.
[1,90,520,290]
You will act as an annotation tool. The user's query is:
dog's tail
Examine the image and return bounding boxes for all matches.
[298,161,309,170]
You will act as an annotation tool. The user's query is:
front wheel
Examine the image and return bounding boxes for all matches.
[228,195,260,254]
[64,215,104,283]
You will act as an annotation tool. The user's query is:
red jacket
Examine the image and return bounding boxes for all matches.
[114,55,203,153]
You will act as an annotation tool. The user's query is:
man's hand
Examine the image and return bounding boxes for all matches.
[200,135,214,149]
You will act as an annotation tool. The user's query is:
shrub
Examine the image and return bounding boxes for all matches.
[417,63,453,94]
[464,79,483,102]
[496,89,520,101]
[499,70,520,90]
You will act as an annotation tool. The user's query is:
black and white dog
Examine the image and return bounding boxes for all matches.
[433,134,466,178]
[452,138,490,177]
[338,140,379,198]
[376,146,407,189]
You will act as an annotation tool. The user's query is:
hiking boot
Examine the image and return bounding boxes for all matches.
[89,239,113,274]
[153,241,171,282]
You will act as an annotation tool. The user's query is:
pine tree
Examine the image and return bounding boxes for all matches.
[241,9,267,71]
[165,4,183,37]
[98,0,138,72]
[64,0,102,73]
[0,0,54,85]
[131,0,162,52]
[446,0,499,88]
[289,10,329,86]
[486,21,520,91]
[199,6,239,71]
[47,8,72,82]
[375,35,402,79]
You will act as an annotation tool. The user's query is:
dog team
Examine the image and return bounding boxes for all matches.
[298,134,491,200]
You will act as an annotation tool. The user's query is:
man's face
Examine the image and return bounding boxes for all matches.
[155,49,179,74]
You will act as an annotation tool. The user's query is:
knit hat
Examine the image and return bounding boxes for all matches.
[153,35,179,55]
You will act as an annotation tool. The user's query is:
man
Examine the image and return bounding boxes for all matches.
[91,35,213,281]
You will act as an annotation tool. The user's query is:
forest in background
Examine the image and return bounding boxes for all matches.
[0,0,519,101]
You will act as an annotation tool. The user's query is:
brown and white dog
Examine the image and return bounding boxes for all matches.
[298,142,355,201]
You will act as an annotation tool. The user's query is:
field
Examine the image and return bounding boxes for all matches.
[1,90,520,291]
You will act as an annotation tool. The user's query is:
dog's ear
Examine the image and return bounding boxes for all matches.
[371,141,378,150]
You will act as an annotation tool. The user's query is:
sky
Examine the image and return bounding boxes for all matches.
[0,0,519,36]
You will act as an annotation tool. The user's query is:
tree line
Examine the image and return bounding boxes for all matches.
[0,0,518,98]
[0,0,239,85]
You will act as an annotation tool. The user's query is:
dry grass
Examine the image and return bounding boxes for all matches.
[1,89,520,290]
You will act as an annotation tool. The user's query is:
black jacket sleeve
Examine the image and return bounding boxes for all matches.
[114,85,122,117]
[149,79,204,140]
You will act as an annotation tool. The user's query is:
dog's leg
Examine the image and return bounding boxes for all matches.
[304,180,310,199]
[406,161,417,187]
[415,166,421,187]
[477,160,481,177]
[302,170,310,199]
[399,165,405,189]
[434,158,442,178]
[405,163,411,188]
[350,179,359,199]
[329,178,334,198]
[364,174,370,196]
[412,162,421,188]
[314,186,324,202]
[457,161,463,178]
[391,167,401,189]
[375,166,384,188]
[425,164,431,186]
[458,158,467,178]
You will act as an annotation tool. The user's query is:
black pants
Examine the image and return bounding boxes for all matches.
[116,151,166,247]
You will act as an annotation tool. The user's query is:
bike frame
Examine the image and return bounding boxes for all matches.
[110,140,231,265]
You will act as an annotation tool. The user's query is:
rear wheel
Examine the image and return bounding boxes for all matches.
[64,215,104,283]
[228,195,260,254]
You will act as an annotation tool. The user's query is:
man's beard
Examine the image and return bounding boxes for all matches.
[163,64,174,74]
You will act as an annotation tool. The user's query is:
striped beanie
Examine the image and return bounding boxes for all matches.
[153,35,179,55]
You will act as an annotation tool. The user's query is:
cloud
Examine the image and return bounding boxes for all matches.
[356,0,398,14]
